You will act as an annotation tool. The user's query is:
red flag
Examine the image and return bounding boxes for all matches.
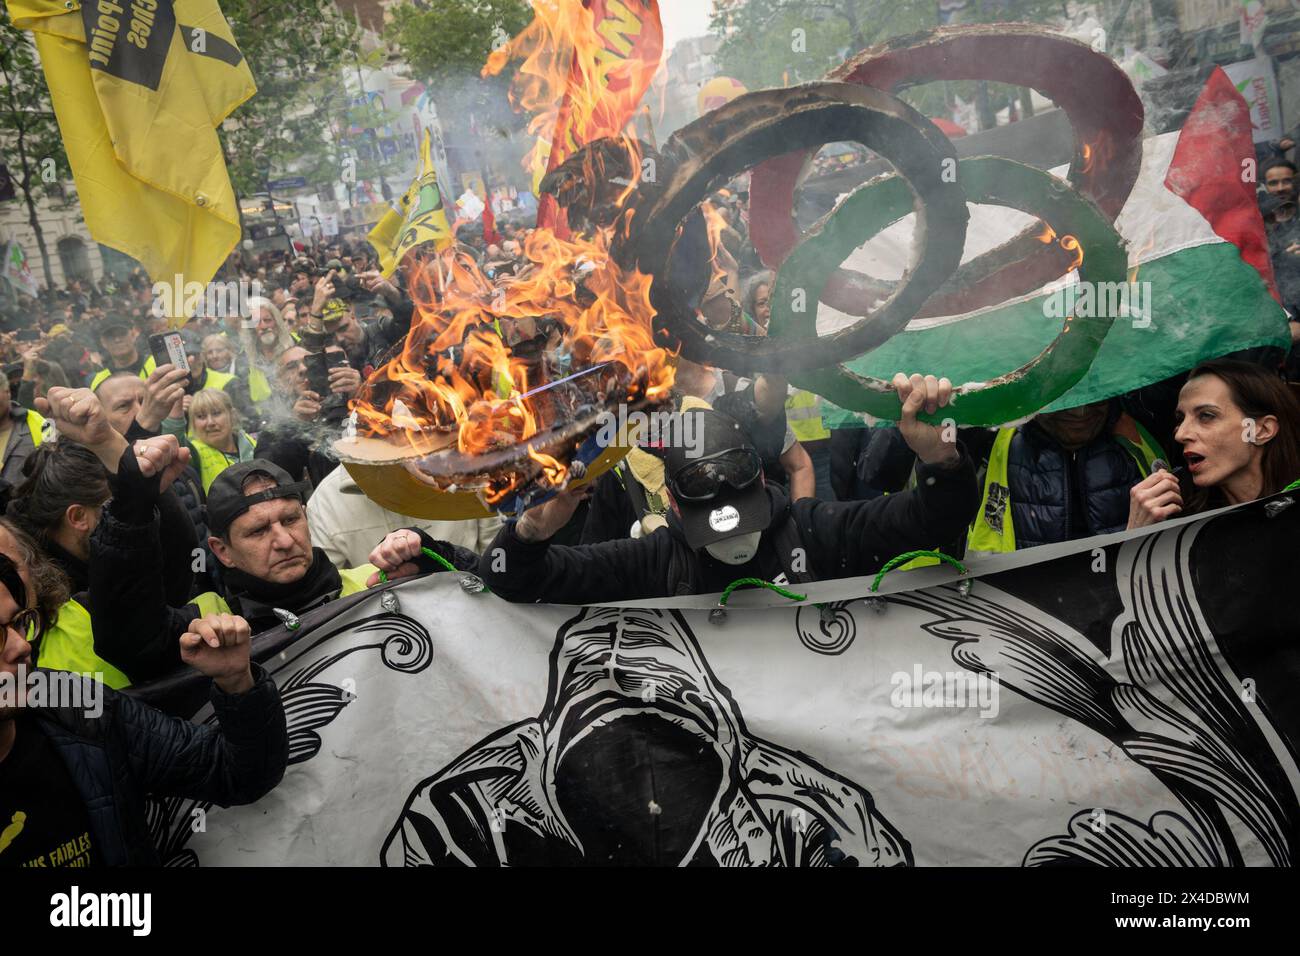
[537,0,663,239]
[1165,67,1280,303]
[483,203,502,246]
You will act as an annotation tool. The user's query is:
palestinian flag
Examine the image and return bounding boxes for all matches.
[823,68,1289,426]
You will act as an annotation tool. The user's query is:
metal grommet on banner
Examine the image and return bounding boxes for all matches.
[863,597,887,615]
[458,573,487,594]
[709,607,728,626]
[380,591,401,614]
[195,193,208,207]
[1264,498,1294,519]
[957,578,974,599]
[273,608,301,631]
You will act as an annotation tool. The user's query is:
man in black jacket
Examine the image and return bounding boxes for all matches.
[305,269,414,375]
[43,387,476,683]
[0,551,287,867]
[469,374,978,603]
[848,399,1164,554]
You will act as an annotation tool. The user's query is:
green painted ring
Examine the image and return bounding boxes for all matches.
[772,156,1127,426]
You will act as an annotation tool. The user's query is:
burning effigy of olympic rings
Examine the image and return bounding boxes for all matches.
[339,23,1138,518]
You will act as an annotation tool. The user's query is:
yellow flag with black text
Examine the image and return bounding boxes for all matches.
[368,130,454,277]
[6,0,255,293]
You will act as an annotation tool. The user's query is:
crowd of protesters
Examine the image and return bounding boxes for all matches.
[3,176,1300,867]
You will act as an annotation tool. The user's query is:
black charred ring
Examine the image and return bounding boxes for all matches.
[539,137,660,232]
[613,82,969,376]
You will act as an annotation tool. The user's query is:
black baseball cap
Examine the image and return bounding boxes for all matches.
[658,408,770,550]
[206,460,309,536]
[96,314,133,338]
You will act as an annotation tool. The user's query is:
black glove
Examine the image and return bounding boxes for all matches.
[408,528,480,574]
[110,442,163,525]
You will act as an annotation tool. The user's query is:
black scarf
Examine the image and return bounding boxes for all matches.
[222,547,343,629]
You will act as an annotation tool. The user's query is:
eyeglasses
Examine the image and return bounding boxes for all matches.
[0,608,43,653]
[667,447,763,503]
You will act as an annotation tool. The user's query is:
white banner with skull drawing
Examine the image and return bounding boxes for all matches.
[134,490,1300,867]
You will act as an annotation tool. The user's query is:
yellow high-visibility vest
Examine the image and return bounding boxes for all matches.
[139,358,235,394]
[34,568,377,689]
[967,418,1163,557]
[190,566,376,615]
[248,367,271,403]
[26,409,48,447]
[785,389,830,442]
[36,599,132,690]
[190,433,256,493]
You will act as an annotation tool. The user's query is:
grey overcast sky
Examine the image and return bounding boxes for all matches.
[659,1,715,52]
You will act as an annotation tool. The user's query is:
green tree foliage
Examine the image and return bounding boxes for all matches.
[708,0,934,92]
[218,0,369,196]
[387,0,533,141]
[0,6,72,288]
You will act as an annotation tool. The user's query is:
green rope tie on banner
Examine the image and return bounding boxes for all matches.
[870,551,969,593]
[718,578,808,607]
[1284,479,1300,493]
[384,548,491,595]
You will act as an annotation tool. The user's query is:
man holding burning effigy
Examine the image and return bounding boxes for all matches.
[371,373,977,603]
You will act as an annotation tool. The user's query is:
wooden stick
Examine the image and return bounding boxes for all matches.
[434,253,448,296]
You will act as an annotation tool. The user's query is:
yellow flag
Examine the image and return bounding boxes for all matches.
[7,0,255,299]
[368,130,453,277]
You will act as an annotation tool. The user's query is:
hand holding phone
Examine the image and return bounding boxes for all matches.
[303,351,332,397]
[148,332,190,376]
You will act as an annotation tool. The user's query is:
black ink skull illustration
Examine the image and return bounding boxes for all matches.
[382,607,911,866]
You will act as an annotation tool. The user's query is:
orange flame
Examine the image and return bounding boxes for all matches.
[1060,235,1084,271]
[701,201,732,289]
[1128,225,1157,284]
[1078,131,1114,180]
[352,225,675,499]
[528,446,569,487]
[485,0,656,194]
[349,2,672,506]
[1034,222,1084,270]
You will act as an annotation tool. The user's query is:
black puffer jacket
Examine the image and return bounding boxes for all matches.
[482,452,979,603]
[1000,420,1150,547]
[33,665,288,865]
